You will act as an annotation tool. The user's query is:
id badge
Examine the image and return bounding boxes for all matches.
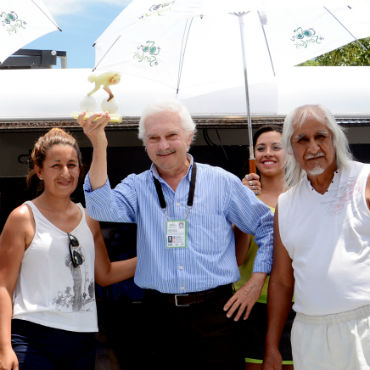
[166,220,186,248]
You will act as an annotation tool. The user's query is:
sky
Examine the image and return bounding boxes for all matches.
[26,0,132,69]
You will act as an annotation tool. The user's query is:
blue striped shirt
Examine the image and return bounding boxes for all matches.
[83,159,274,293]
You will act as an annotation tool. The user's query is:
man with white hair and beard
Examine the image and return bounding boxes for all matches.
[262,104,370,370]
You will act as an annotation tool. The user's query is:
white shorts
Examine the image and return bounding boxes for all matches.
[291,305,370,370]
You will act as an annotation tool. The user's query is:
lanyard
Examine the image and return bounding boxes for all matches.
[153,162,197,218]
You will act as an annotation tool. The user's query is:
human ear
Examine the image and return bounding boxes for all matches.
[187,132,194,147]
[35,166,43,180]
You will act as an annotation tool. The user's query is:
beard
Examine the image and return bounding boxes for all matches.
[307,166,325,176]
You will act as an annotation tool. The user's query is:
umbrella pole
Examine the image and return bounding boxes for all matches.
[236,13,256,174]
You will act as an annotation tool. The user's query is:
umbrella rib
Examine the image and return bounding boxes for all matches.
[176,17,195,96]
[257,11,276,76]
[93,35,122,71]
[323,6,368,50]
[31,0,61,31]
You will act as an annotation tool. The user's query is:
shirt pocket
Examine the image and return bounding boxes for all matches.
[187,210,230,255]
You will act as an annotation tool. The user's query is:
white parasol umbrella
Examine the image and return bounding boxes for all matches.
[0,0,61,64]
[93,0,370,171]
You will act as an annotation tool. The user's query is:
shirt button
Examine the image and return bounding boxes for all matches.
[176,203,180,206]
[180,286,185,291]
[179,265,184,270]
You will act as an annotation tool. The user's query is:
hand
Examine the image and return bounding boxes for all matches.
[262,347,283,370]
[0,346,19,370]
[242,173,261,195]
[77,112,110,147]
[223,272,266,321]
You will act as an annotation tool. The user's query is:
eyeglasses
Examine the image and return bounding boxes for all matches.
[67,233,83,267]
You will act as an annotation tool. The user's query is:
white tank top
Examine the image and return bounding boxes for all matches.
[13,201,98,332]
[278,161,370,315]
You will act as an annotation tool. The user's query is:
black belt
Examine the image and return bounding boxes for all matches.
[144,284,232,307]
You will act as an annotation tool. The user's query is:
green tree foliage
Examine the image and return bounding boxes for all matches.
[301,37,370,66]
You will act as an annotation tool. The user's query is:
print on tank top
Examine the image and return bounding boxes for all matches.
[52,244,95,312]
[321,175,357,214]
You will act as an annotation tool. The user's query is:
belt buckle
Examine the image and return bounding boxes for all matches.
[174,294,190,307]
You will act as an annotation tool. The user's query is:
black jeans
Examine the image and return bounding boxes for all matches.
[140,284,245,370]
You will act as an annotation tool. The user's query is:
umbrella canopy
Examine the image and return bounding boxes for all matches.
[93,0,370,169]
[0,0,61,64]
[94,0,370,86]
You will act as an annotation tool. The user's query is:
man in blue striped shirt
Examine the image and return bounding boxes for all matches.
[78,99,273,370]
